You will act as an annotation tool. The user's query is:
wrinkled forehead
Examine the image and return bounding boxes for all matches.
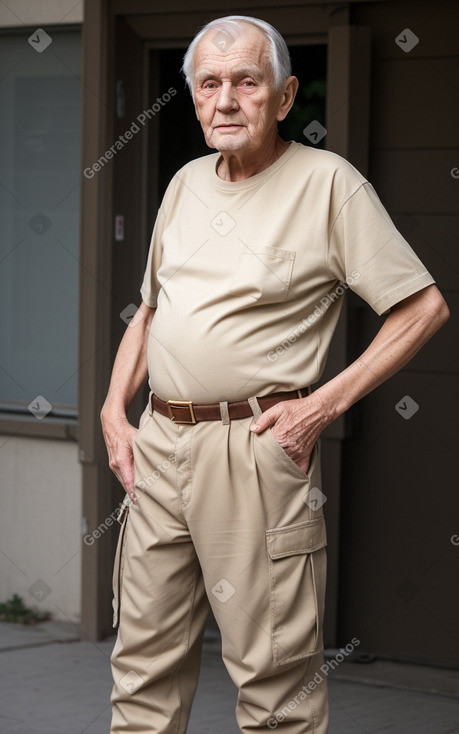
[193,23,272,77]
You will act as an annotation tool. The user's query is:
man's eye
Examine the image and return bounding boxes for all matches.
[203,81,217,89]
[241,80,256,87]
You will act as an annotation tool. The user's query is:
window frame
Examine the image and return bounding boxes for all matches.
[0,23,82,439]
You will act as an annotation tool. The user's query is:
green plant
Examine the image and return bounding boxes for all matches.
[0,593,51,624]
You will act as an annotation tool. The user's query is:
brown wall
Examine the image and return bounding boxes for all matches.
[338,0,459,664]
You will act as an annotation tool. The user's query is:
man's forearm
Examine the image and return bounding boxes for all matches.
[101,302,156,421]
[317,284,450,423]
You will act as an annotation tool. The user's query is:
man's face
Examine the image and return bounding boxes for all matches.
[192,25,287,154]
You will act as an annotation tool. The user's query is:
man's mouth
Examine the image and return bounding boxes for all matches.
[215,124,243,129]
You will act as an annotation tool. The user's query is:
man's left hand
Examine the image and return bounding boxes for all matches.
[249,393,331,474]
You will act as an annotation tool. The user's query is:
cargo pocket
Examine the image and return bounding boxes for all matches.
[112,496,130,629]
[266,515,327,666]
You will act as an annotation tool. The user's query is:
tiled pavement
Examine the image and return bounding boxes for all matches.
[0,622,458,733]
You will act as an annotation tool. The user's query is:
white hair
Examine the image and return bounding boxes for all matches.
[181,15,291,95]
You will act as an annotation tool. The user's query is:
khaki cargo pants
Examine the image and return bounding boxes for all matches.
[110,395,329,733]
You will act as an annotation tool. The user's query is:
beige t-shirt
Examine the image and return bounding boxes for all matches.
[141,142,434,403]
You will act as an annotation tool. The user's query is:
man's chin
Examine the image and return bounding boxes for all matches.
[209,130,249,152]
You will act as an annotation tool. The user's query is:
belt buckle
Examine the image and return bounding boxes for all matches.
[167,400,196,424]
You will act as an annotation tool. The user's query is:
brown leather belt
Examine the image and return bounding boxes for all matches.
[150,387,311,424]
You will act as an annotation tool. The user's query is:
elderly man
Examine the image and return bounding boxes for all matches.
[101,15,449,734]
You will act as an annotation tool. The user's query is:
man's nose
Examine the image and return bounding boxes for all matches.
[216,82,239,113]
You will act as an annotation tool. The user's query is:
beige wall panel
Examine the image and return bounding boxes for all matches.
[0,0,83,26]
[353,0,459,58]
[0,436,82,622]
[370,58,459,150]
[369,149,459,214]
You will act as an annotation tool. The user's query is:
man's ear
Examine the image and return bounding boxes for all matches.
[276,76,299,122]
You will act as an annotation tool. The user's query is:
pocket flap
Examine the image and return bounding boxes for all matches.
[266,516,327,559]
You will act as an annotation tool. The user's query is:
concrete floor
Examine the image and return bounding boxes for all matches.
[0,621,458,733]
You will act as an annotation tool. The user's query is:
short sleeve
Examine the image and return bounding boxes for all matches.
[140,206,165,308]
[328,181,435,315]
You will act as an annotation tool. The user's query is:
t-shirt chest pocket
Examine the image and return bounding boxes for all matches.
[228,245,296,304]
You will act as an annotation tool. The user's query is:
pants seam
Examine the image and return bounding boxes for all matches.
[302,656,318,733]
[172,563,201,734]
[174,427,187,521]
[175,426,194,512]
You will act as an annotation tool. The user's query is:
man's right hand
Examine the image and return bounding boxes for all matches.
[99,301,155,504]
[101,414,139,504]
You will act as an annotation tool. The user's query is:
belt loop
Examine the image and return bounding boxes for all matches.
[219,401,230,425]
[297,388,303,399]
[148,391,154,416]
[248,396,263,421]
